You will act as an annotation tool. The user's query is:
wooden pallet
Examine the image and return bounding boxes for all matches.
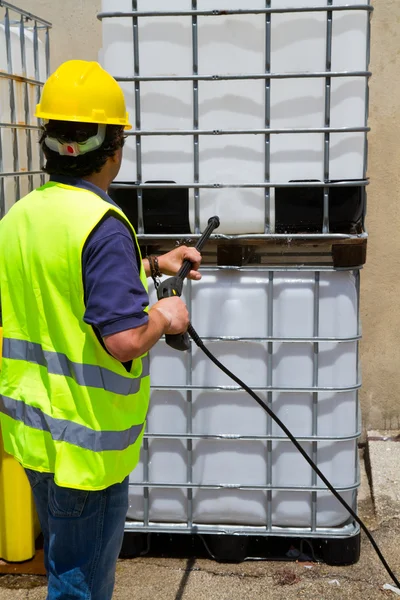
[139,235,367,269]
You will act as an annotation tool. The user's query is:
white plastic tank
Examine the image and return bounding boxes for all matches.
[0,21,46,212]
[128,269,359,528]
[100,0,369,233]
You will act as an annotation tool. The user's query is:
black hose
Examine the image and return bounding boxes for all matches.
[188,323,400,589]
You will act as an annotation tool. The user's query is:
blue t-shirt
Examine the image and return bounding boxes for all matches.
[50,175,149,338]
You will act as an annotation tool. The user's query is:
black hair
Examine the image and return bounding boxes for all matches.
[40,120,125,177]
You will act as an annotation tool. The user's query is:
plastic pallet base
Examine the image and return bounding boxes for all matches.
[119,531,361,566]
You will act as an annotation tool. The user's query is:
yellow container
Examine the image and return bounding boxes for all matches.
[0,327,40,562]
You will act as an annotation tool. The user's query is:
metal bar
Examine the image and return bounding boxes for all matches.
[19,15,34,193]
[178,335,361,343]
[132,0,144,233]
[0,173,370,196]
[124,126,370,136]
[98,6,373,19]
[33,20,45,186]
[0,170,43,177]
[355,269,361,504]
[0,123,41,130]
[311,272,320,531]
[198,251,342,257]
[142,237,367,245]
[203,250,351,256]
[322,1,333,233]
[5,8,20,202]
[127,481,360,492]
[0,1,52,26]
[192,0,200,233]
[16,13,24,68]
[264,0,272,234]
[195,265,366,272]
[356,267,362,348]
[124,521,360,538]
[0,72,44,86]
[143,434,149,527]
[115,70,371,83]
[353,445,359,515]
[362,2,372,231]
[42,25,50,186]
[143,432,362,443]
[186,278,193,528]
[111,180,368,189]
[44,27,51,187]
[45,26,50,78]
[129,0,147,522]
[151,384,361,393]
[137,233,367,243]
[266,271,273,531]
[363,4,371,181]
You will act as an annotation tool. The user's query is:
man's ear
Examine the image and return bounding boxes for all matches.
[110,148,122,164]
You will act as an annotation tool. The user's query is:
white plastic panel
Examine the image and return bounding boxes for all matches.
[100,0,370,233]
[127,269,360,528]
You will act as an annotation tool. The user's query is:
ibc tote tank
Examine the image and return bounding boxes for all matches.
[100,0,369,234]
[0,19,47,213]
[128,269,360,529]
[99,0,367,563]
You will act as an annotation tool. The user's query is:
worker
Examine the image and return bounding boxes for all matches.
[0,60,201,599]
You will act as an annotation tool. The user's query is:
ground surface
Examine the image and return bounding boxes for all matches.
[1,451,399,599]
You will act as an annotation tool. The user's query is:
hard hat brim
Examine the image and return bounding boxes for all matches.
[35,106,132,130]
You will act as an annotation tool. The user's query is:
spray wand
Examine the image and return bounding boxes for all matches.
[156,215,220,350]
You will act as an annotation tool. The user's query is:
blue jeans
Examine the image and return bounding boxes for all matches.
[25,469,129,600]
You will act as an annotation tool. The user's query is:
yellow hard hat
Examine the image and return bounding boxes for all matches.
[35,60,132,130]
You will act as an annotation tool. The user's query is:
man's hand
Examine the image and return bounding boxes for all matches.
[151,297,189,334]
[155,246,202,281]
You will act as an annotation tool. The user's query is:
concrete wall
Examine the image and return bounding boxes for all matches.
[361,0,400,433]
[15,0,400,433]
[17,0,102,69]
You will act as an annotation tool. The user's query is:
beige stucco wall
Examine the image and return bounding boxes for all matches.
[16,0,400,433]
[361,0,400,433]
[17,0,102,69]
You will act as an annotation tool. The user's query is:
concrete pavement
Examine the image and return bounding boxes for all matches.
[367,430,400,524]
[1,521,400,600]
[1,451,399,600]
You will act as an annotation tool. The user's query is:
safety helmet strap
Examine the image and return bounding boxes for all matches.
[44,124,107,157]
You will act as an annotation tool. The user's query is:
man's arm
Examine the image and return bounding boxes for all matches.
[103,297,188,362]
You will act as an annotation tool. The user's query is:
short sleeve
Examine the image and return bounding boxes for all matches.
[82,216,149,337]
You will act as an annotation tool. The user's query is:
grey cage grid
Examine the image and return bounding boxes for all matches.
[125,266,362,539]
[0,2,367,547]
[97,2,368,542]
[98,1,372,242]
[0,0,51,218]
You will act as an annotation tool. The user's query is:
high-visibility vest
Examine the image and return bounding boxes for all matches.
[0,181,150,490]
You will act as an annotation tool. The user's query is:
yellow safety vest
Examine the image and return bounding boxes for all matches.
[0,181,150,490]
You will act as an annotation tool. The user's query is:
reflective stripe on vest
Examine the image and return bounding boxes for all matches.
[3,338,150,396]
[0,394,145,452]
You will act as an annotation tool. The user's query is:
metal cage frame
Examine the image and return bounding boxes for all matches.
[98,1,372,242]
[0,0,51,218]
[98,3,370,544]
[124,265,361,541]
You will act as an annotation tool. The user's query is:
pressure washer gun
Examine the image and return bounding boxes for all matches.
[156,216,220,351]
